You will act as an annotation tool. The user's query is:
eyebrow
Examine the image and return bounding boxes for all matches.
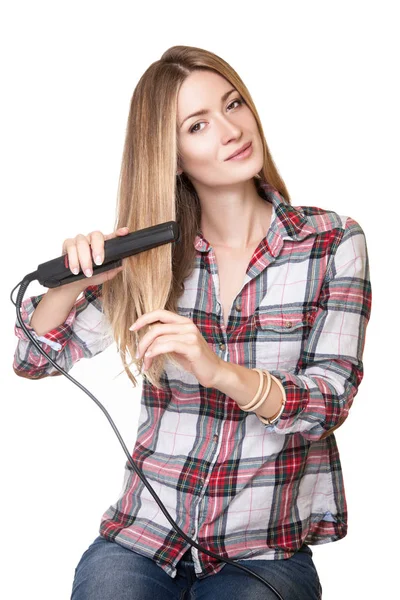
[179,88,237,129]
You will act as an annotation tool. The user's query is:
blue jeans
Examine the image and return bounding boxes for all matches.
[71,535,322,600]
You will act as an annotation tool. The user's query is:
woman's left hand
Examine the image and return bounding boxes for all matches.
[130,309,223,388]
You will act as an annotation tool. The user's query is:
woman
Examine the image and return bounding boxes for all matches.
[14,45,372,599]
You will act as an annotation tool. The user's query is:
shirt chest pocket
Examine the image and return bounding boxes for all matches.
[252,307,318,369]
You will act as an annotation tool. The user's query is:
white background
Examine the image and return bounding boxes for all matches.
[1,1,397,598]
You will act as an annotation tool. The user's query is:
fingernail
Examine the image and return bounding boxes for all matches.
[94,255,102,265]
[85,269,92,277]
[72,267,79,275]
[129,323,137,331]
[135,350,140,359]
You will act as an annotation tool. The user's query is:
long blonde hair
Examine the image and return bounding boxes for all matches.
[102,45,291,390]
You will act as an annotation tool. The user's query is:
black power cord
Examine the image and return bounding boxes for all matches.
[12,276,285,599]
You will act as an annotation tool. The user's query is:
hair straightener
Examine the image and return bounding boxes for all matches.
[11,221,284,599]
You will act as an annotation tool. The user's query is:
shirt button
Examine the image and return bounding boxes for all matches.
[285,321,292,328]
[235,300,242,311]
[213,434,219,442]
[219,343,226,351]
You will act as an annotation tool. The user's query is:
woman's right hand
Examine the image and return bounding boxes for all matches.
[61,226,129,291]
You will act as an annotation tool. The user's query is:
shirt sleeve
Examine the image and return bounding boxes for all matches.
[13,284,115,379]
[258,216,372,442]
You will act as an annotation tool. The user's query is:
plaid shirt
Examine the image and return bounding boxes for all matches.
[13,182,372,580]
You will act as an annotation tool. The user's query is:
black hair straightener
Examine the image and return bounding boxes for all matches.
[35,221,180,288]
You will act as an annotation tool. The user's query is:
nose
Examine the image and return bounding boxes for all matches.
[220,121,242,146]
[221,119,241,138]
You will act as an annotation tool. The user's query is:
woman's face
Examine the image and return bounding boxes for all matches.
[176,70,263,187]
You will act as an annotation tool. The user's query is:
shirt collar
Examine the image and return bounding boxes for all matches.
[194,180,316,253]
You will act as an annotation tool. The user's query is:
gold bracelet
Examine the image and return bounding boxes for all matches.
[240,369,272,412]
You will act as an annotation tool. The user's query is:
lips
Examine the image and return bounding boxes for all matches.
[226,141,252,160]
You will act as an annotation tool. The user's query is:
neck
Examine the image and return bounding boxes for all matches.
[198,180,272,250]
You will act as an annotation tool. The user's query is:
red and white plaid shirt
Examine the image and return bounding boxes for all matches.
[13,182,372,580]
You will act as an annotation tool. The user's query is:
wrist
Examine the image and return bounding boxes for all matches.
[46,282,85,303]
[50,280,87,295]
[212,361,285,420]
[211,357,229,390]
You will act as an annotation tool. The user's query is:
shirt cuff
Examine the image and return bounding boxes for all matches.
[14,292,85,352]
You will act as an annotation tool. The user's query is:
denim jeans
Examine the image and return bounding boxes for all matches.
[71,535,322,600]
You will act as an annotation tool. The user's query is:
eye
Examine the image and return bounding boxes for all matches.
[189,98,244,134]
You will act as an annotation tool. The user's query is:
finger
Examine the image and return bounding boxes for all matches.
[134,322,193,358]
[62,238,73,255]
[131,309,190,331]
[86,263,124,286]
[141,338,191,372]
[75,233,95,278]
[63,238,80,274]
[104,226,129,241]
[63,241,80,275]
[116,226,129,235]
[87,230,106,266]
[144,357,152,371]
[143,339,190,362]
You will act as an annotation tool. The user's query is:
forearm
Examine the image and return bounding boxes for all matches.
[212,360,284,419]
[29,282,85,337]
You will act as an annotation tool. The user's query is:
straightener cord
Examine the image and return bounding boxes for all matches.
[11,276,285,599]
